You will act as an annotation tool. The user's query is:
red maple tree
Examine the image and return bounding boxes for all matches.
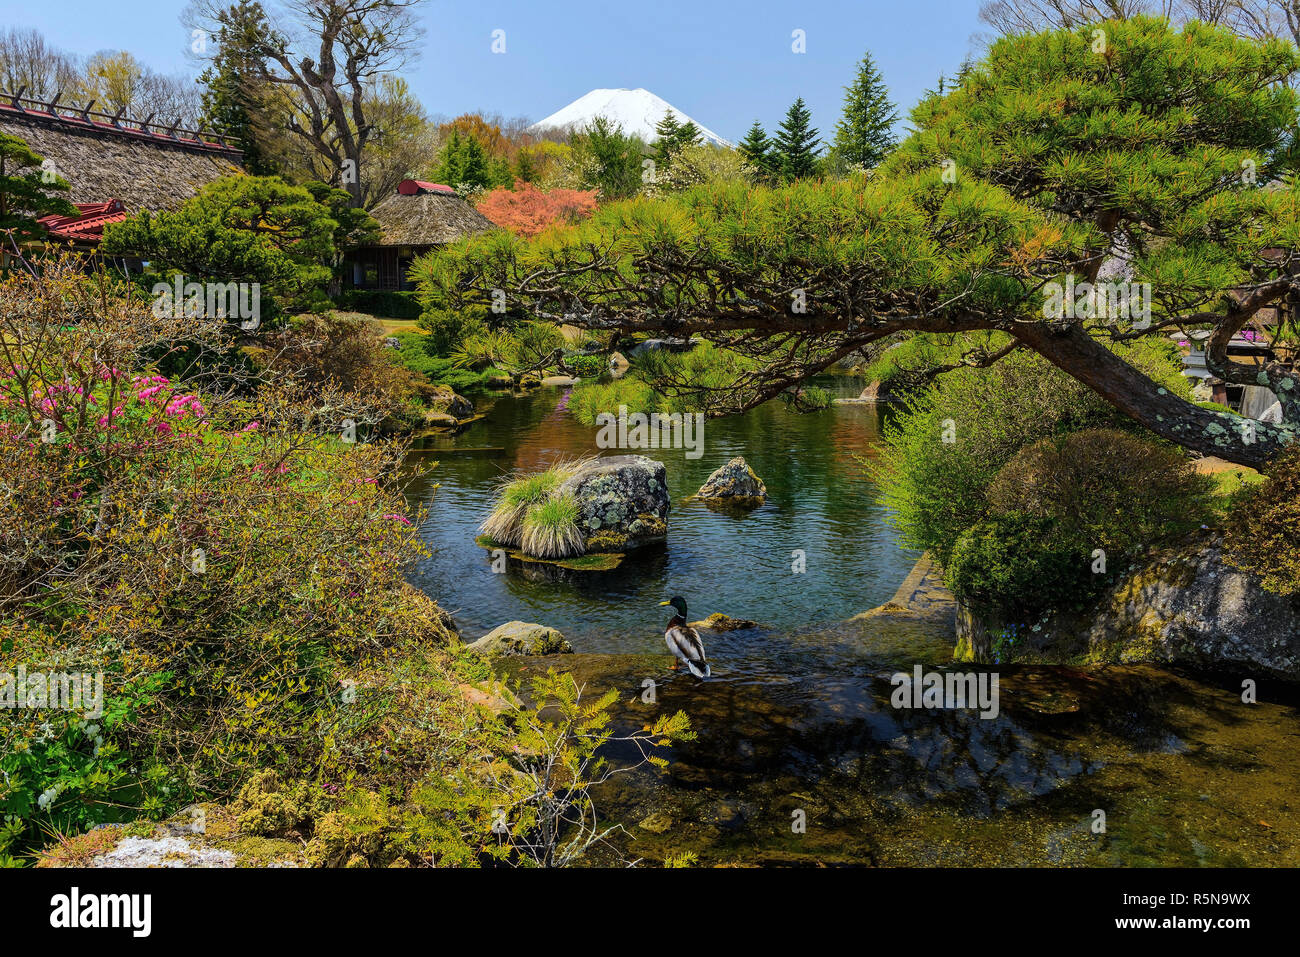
[477,180,599,238]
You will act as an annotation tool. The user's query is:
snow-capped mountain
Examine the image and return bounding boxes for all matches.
[527,88,732,147]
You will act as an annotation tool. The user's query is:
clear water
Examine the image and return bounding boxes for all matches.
[402,374,919,653]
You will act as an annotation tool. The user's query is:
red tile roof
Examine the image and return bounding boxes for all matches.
[397,179,457,196]
[38,199,129,243]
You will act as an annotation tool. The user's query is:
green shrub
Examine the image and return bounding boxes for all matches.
[391,332,493,393]
[872,344,1191,566]
[1224,444,1300,594]
[943,429,1213,617]
[946,513,1091,619]
[987,428,1213,555]
[0,671,174,865]
[782,385,831,411]
[273,312,430,428]
[566,352,607,379]
[419,306,488,355]
[567,377,662,426]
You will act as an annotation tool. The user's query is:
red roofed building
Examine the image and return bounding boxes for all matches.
[1,90,243,257]
[396,180,458,196]
[36,199,129,249]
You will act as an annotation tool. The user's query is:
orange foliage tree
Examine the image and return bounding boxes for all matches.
[476,180,598,238]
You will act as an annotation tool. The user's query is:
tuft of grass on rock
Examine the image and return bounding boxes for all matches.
[520,493,585,559]
[479,457,593,549]
[481,471,560,546]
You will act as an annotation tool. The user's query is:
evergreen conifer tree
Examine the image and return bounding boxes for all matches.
[831,51,899,169]
[772,97,822,181]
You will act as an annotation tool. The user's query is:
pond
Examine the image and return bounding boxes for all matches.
[402,374,917,655]
[403,378,1300,867]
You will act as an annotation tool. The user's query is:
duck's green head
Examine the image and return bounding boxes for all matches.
[659,596,688,617]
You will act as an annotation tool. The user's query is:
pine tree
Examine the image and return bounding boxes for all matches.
[737,119,776,182]
[574,116,646,200]
[653,110,682,163]
[0,133,78,271]
[652,111,702,170]
[198,0,280,176]
[772,98,821,182]
[434,131,492,192]
[832,51,899,170]
[512,147,538,184]
[674,120,703,151]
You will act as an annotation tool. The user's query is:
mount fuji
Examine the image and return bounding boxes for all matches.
[527,88,732,147]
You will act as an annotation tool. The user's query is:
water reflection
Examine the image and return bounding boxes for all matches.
[403,376,917,649]
[510,655,1300,866]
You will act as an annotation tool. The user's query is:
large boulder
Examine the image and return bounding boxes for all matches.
[558,454,670,552]
[955,539,1300,680]
[468,621,573,656]
[1085,541,1300,679]
[695,456,767,508]
[421,385,474,427]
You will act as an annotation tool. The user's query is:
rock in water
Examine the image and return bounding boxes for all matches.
[557,454,670,553]
[430,385,474,418]
[468,621,573,656]
[696,456,767,508]
[956,539,1300,680]
[693,612,759,631]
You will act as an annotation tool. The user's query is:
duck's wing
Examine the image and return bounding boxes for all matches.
[666,625,710,678]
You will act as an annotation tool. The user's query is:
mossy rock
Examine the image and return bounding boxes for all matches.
[557,455,671,551]
[424,385,474,418]
[468,621,574,656]
[695,456,767,509]
[692,613,760,631]
[35,804,309,868]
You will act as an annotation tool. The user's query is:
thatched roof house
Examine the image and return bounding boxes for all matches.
[346,179,496,291]
[1,90,243,246]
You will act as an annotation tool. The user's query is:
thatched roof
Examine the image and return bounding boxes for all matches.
[0,98,243,213]
[365,181,497,247]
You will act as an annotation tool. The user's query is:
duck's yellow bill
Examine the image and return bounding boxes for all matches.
[658,600,672,606]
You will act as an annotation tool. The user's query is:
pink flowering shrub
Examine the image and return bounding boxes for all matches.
[0,258,461,860]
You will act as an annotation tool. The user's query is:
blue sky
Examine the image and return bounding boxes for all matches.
[10,0,987,142]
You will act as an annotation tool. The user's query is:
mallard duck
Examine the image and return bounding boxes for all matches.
[659,596,711,678]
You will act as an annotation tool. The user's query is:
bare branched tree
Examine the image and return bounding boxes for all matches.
[0,27,82,101]
[979,0,1300,42]
[187,0,427,208]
